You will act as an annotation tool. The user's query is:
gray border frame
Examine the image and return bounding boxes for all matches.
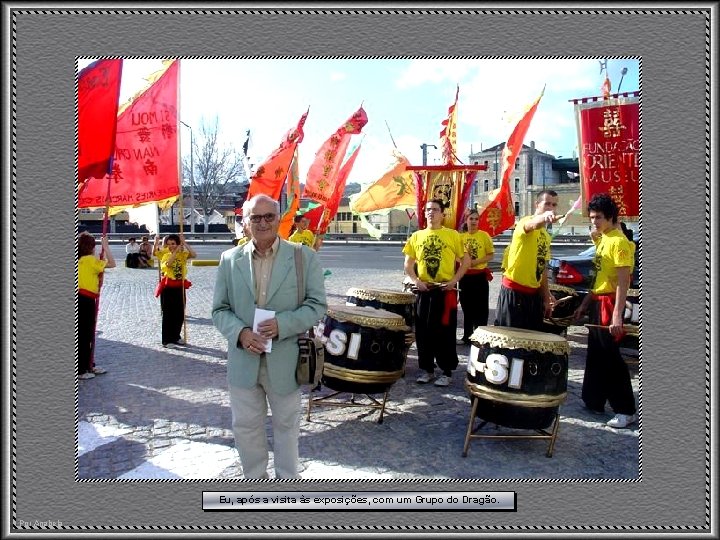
[4,4,716,535]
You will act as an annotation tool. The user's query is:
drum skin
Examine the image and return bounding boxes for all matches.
[346,287,415,329]
[467,326,569,430]
[319,306,408,395]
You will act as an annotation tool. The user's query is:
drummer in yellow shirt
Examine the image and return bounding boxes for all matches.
[458,209,494,345]
[494,189,561,331]
[573,193,637,429]
[403,198,471,387]
[288,214,316,249]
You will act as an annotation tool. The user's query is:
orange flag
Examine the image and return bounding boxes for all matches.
[303,106,367,204]
[248,109,308,201]
[477,86,545,236]
[317,142,362,234]
[278,149,301,239]
[78,60,180,210]
[439,85,459,165]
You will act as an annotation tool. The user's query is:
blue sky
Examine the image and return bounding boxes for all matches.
[78,57,640,187]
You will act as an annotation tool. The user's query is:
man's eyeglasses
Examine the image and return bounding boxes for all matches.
[248,213,276,224]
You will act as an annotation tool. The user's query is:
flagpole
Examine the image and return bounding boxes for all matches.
[385,120,398,149]
[176,59,188,344]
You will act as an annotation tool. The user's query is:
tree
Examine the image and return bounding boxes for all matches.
[343,182,362,198]
[182,117,248,225]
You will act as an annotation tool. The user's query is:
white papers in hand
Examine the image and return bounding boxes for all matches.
[252,308,275,353]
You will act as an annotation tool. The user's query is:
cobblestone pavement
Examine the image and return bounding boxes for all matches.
[78,262,640,480]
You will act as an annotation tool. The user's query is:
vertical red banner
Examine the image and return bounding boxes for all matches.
[575,95,640,219]
[78,60,180,208]
[77,58,123,183]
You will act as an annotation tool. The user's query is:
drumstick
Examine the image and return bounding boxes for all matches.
[585,323,638,332]
[552,295,575,307]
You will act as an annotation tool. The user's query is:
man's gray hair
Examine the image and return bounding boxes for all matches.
[242,194,280,223]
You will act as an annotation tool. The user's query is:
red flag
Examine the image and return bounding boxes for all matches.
[477,87,545,236]
[78,60,180,209]
[303,106,367,204]
[575,94,639,219]
[77,59,123,183]
[439,85,459,165]
[317,143,362,234]
[302,203,325,232]
[247,110,308,201]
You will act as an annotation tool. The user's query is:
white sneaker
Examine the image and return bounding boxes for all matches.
[416,372,433,384]
[92,367,107,375]
[434,375,451,387]
[607,413,638,428]
[78,372,95,380]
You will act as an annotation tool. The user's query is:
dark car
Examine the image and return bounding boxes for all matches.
[543,243,640,348]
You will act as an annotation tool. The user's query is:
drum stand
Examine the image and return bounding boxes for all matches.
[306,390,391,424]
[461,395,561,458]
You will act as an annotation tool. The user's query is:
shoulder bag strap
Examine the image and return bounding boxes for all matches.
[293,243,304,308]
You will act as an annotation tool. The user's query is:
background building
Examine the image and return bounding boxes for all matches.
[468,141,592,235]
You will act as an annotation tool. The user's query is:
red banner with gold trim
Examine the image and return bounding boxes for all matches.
[78,60,180,209]
[573,92,640,219]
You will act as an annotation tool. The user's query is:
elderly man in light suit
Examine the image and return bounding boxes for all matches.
[212,194,327,479]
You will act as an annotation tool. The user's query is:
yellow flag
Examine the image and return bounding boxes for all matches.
[349,151,416,214]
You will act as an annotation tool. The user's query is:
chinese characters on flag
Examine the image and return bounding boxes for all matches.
[78,60,180,209]
[303,106,368,204]
[574,93,640,219]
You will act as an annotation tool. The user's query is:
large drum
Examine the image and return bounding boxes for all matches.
[542,284,581,335]
[346,287,415,329]
[317,305,410,395]
[466,326,569,430]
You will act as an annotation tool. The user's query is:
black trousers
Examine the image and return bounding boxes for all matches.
[160,286,185,345]
[493,285,544,332]
[414,287,458,376]
[459,272,489,341]
[78,294,96,374]
[582,298,636,415]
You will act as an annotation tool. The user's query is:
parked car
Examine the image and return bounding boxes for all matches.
[544,243,640,350]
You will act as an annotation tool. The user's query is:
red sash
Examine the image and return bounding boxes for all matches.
[466,268,494,281]
[155,277,192,298]
[592,292,626,342]
[441,288,457,325]
[78,288,99,299]
[502,276,538,295]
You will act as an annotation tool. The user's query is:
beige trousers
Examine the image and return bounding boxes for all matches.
[228,357,301,479]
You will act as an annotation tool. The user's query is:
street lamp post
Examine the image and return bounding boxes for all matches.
[420,143,437,166]
[179,120,195,233]
[494,146,499,189]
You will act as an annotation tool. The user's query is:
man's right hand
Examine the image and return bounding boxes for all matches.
[413,279,428,292]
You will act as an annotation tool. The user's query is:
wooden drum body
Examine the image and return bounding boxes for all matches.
[466,326,569,430]
[317,305,410,395]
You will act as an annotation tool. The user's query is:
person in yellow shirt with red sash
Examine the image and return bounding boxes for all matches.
[458,209,494,345]
[573,193,637,429]
[403,199,471,387]
[77,232,116,379]
[494,189,560,331]
[153,233,197,347]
